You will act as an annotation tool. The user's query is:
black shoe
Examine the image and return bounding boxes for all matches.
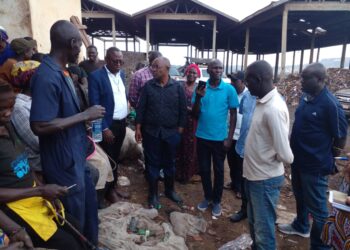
[165,190,182,203]
[164,176,182,203]
[230,211,247,223]
[148,179,160,208]
[97,189,110,209]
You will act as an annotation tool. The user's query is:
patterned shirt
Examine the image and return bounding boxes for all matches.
[128,66,153,108]
[11,94,41,171]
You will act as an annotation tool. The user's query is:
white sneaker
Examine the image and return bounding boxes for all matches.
[277,223,310,238]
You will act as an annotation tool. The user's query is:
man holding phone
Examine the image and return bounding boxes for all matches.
[192,59,239,217]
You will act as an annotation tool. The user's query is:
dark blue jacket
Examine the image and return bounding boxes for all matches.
[88,66,126,130]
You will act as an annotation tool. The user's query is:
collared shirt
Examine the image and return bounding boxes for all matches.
[235,90,256,158]
[243,88,294,181]
[128,66,153,108]
[192,80,239,141]
[11,94,41,171]
[105,66,128,120]
[136,77,187,139]
[30,55,87,193]
[291,87,347,175]
[233,87,248,140]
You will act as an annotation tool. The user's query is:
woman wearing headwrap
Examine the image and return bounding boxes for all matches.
[0,26,16,66]
[0,38,36,84]
[176,63,201,184]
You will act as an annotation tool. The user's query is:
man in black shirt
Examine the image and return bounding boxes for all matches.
[79,45,105,75]
[135,57,187,208]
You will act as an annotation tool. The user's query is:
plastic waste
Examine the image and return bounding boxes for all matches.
[218,233,253,250]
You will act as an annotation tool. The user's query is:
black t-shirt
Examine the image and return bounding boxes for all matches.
[0,123,33,189]
[79,60,105,74]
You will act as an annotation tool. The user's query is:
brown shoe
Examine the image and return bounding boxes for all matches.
[106,188,120,204]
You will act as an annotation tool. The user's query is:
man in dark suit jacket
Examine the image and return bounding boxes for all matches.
[88,47,128,203]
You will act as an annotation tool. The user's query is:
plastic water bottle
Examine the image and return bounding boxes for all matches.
[91,119,102,142]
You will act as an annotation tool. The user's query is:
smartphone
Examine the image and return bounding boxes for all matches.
[198,80,206,89]
[66,184,77,190]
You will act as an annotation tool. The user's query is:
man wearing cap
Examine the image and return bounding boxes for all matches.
[0,38,36,83]
[0,26,16,66]
[224,71,247,198]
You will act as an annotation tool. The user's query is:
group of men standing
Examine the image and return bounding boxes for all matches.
[223,61,347,250]
[0,16,347,250]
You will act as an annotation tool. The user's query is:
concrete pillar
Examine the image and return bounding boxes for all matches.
[340,42,347,68]
[111,16,116,47]
[274,52,279,82]
[244,28,250,70]
[236,53,239,72]
[146,15,150,54]
[299,49,304,73]
[291,50,296,74]
[212,18,217,58]
[280,8,288,79]
[309,28,316,64]
[316,47,320,62]
[231,51,234,73]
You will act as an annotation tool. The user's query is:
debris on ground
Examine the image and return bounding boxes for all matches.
[277,68,350,107]
[218,233,253,250]
[169,212,207,238]
[118,176,131,187]
[98,202,187,250]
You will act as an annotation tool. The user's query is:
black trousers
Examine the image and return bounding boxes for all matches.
[226,140,243,192]
[1,206,86,250]
[100,119,126,177]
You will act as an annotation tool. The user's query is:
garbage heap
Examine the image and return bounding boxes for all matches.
[276,68,350,107]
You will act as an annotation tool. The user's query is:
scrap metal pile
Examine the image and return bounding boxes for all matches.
[277,68,350,106]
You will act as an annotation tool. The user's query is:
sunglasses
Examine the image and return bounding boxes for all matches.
[109,58,124,65]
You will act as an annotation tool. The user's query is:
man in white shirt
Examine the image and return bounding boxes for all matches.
[88,47,129,203]
[244,61,294,250]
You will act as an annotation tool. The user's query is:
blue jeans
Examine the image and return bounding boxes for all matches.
[143,132,181,181]
[196,137,226,204]
[245,175,284,250]
[291,167,330,250]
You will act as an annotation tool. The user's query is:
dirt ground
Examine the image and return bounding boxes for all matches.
[116,106,350,250]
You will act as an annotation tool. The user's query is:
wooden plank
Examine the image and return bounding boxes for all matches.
[299,49,304,73]
[212,18,217,58]
[82,11,114,19]
[340,42,347,68]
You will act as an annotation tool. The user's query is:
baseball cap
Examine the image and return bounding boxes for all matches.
[228,71,245,81]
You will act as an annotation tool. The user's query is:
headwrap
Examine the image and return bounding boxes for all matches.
[185,63,201,78]
[0,26,8,41]
[11,60,40,89]
[10,38,36,55]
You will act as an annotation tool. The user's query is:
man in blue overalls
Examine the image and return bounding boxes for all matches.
[30,20,105,246]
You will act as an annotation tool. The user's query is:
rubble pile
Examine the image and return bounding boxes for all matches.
[326,68,350,93]
[276,74,301,107]
[277,68,350,106]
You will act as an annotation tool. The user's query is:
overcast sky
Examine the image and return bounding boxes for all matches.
[94,0,349,69]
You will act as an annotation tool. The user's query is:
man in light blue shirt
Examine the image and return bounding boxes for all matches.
[230,89,256,222]
[192,59,239,217]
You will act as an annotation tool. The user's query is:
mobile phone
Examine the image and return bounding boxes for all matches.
[198,80,206,89]
[66,184,77,190]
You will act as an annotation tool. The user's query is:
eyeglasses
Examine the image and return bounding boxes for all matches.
[109,59,124,65]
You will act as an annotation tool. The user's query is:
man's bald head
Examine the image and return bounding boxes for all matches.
[207,59,223,82]
[303,63,326,81]
[151,56,171,81]
[245,60,274,98]
[50,20,80,49]
[301,63,326,95]
[50,20,82,63]
[148,51,162,65]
